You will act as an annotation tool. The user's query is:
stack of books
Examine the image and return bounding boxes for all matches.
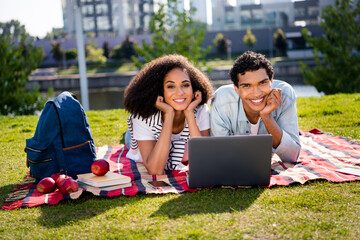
[77,172,132,191]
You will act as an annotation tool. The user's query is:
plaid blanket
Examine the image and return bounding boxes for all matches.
[3,129,360,210]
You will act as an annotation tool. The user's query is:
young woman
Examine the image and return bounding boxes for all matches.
[124,54,213,175]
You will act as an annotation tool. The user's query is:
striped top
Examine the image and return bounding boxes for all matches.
[126,104,210,171]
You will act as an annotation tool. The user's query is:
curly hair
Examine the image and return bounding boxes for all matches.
[229,51,274,86]
[124,54,214,118]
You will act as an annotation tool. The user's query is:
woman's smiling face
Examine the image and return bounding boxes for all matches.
[163,68,194,111]
[234,68,273,116]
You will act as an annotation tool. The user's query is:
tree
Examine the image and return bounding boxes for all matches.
[243,28,257,48]
[213,33,231,58]
[273,28,287,57]
[50,41,64,64]
[85,40,106,64]
[102,41,111,59]
[111,35,137,60]
[299,0,360,94]
[65,48,77,60]
[132,0,211,68]
[0,20,28,41]
[120,35,137,60]
[0,32,51,115]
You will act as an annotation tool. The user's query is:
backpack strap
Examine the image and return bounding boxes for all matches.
[50,102,65,148]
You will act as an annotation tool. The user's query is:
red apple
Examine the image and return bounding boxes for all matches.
[59,178,79,194]
[37,177,56,194]
[91,159,110,176]
[51,172,62,182]
[55,174,69,188]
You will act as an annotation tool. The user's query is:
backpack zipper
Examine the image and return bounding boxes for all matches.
[25,147,48,153]
[63,140,90,151]
[27,158,52,164]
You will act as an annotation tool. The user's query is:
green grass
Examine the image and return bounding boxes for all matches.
[1,93,360,239]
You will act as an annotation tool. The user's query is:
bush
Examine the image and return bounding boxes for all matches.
[213,33,231,58]
[85,40,106,64]
[132,0,211,68]
[65,48,77,60]
[111,36,137,60]
[273,28,287,57]
[300,0,360,94]
[0,32,52,115]
[243,28,257,48]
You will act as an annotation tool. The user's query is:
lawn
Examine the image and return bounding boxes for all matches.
[0,93,359,239]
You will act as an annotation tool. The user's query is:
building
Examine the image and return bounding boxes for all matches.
[190,0,212,26]
[61,0,214,37]
[210,0,334,31]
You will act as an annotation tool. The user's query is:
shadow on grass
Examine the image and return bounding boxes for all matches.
[151,187,264,219]
[0,175,142,228]
[37,192,146,228]
[0,184,18,207]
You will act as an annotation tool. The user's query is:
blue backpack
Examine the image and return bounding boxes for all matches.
[26,91,96,180]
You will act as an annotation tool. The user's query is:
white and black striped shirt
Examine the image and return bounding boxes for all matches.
[126,104,210,170]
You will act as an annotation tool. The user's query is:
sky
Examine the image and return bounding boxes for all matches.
[0,0,64,38]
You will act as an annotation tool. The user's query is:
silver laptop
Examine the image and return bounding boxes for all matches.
[188,135,273,188]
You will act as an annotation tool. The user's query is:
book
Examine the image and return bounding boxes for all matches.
[77,171,131,187]
[78,181,132,191]
[335,167,360,177]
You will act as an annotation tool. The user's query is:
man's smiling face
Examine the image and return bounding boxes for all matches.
[234,68,273,117]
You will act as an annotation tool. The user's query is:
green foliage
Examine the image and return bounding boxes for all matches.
[132,0,211,68]
[111,35,137,60]
[213,33,231,57]
[65,48,77,60]
[300,0,360,94]
[119,35,136,59]
[85,40,106,64]
[273,28,287,56]
[243,28,257,48]
[0,32,51,115]
[110,45,122,60]
[0,19,28,41]
[50,41,64,62]
[102,41,111,59]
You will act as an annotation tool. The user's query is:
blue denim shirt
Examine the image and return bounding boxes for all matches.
[210,80,301,162]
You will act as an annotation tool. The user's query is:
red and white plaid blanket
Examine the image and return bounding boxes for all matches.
[3,129,360,210]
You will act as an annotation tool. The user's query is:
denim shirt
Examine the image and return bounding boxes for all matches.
[210,80,301,162]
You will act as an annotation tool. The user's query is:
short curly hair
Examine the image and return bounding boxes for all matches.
[229,51,274,86]
[124,54,214,118]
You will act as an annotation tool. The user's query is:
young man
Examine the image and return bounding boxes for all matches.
[210,51,301,162]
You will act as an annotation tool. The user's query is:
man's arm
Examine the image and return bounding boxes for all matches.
[273,99,301,163]
[210,98,231,136]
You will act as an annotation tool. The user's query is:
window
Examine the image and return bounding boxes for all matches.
[97,16,110,30]
[268,12,276,19]
[308,6,319,17]
[253,9,262,20]
[226,13,235,23]
[241,10,251,22]
[82,5,93,15]
[295,8,305,17]
[83,17,95,31]
[96,4,108,15]
[143,3,150,12]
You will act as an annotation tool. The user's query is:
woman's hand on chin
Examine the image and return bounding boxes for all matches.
[155,96,174,118]
[185,91,202,115]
